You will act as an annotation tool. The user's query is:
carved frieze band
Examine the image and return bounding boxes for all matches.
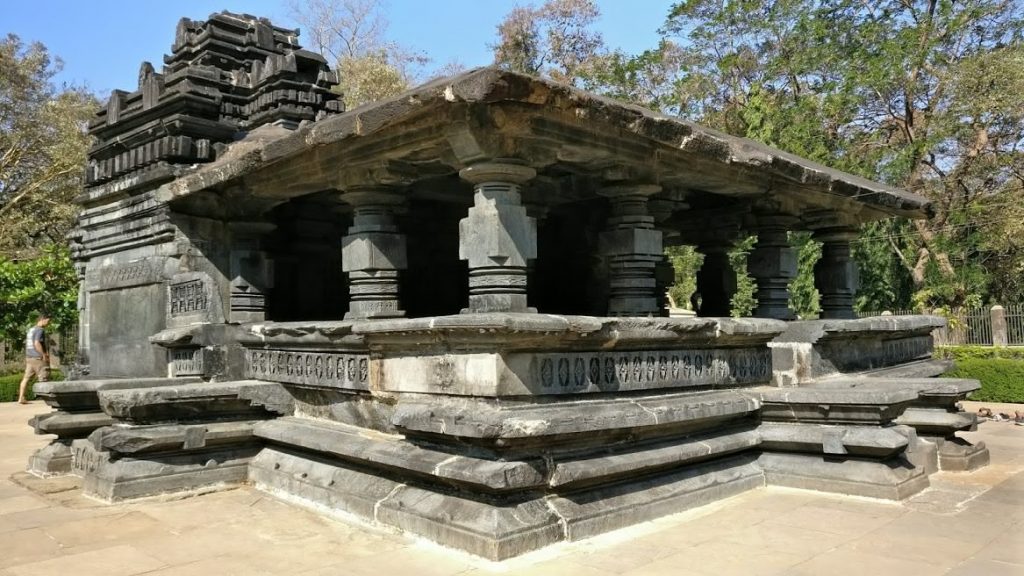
[532,347,772,392]
[171,348,204,377]
[169,280,208,316]
[243,348,370,390]
[85,257,166,291]
[71,442,103,476]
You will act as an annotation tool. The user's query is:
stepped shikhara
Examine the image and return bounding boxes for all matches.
[30,11,989,561]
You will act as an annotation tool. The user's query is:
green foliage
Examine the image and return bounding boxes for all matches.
[0,245,78,343]
[652,0,1024,312]
[728,236,757,317]
[853,220,915,313]
[665,245,702,309]
[491,0,604,85]
[0,369,63,403]
[935,345,1024,362]
[941,358,1024,403]
[788,232,821,319]
[936,346,1024,403]
[0,34,95,258]
[286,0,431,109]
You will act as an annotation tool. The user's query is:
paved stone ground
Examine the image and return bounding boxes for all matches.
[2,401,1023,576]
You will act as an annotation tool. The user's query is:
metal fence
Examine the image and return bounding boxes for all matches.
[860,305,1024,346]
[1007,304,1024,346]
[0,326,78,369]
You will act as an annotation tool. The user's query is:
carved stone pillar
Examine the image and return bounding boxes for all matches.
[340,187,407,319]
[458,162,538,314]
[229,222,275,323]
[748,217,797,320]
[695,242,736,317]
[599,184,664,316]
[814,228,859,319]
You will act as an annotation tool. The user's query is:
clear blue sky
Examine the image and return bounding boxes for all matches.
[4,0,674,96]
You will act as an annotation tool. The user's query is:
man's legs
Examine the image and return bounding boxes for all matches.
[18,359,45,404]
[17,364,32,404]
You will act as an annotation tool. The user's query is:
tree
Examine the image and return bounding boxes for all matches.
[0,35,94,259]
[286,0,429,109]
[655,0,1024,311]
[0,245,78,345]
[491,0,605,85]
[665,245,702,310]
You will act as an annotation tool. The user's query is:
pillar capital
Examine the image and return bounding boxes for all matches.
[812,226,859,243]
[338,185,406,208]
[598,183,662,198]
[458,162,536,186]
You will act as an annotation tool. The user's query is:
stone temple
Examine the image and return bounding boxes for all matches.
[29,12,989,560]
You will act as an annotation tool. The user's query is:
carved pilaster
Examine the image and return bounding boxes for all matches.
[599,184,663,316]
[229,222,275,323]
[748,217,797,321]
[814,228,859,319]
[696,242,737,317]
[458,162,538,313]
[340,187,407,319]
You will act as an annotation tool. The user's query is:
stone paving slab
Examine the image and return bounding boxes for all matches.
[2,401,1023,575]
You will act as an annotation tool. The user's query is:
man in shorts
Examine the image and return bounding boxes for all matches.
[18,312,51,404]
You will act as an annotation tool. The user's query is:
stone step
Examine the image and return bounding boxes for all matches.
[758,451,929,500]
[751,383,919,424]
[73,438,257,501]
[392,389,760,444]
[896,407,977,436]
[95,420,259,454]
[257,416,762,493]
[249,446,763,561]
[34,377,200,411]
[547,426,759,488]
[759,422,909,458]
[860,358,953,378]
[254,417,546,493]
[30,411,115,438]
[98,380,292,422]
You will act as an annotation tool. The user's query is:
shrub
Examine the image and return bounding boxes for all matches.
[941,357,1024,403]
[0,369,63,402]
[935,345,1024,362]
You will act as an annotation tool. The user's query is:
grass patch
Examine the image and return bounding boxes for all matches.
[938,346,1024,403]
[0,369,64,403]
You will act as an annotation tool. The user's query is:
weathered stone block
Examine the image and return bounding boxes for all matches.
[759,422,909,458]
[598,228,662,257]
[28,440,74,477]
[72,438,257,501]
[548,455,763,541]
[934,437,990,472]
[458,198,537,268]
[341,232,407,271]
[758,451,929,500]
